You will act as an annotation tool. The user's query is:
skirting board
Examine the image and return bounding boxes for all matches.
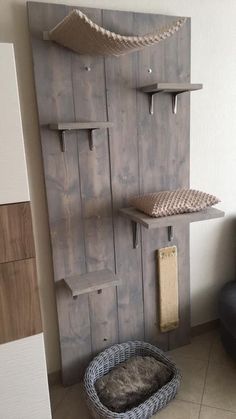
[48,319,220,386]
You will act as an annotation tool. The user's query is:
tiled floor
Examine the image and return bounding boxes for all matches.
[50,330,236,418]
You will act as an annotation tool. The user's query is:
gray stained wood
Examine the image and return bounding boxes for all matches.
[71,6,118,358]
[103,10,145,343]
[49,122,113,130]
[120,207,225,229]
[0,258,42,344]
[141,83,203,93]
[64,269,120,297]
[0,202,35,264]
[28,2,202,382]
[134,12,191,350]
[28,2,91,385]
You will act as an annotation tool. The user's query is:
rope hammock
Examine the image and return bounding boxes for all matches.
[44,10,187,57]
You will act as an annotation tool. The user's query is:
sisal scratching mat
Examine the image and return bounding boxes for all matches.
[157,246,179,333]
[43,10,187,57]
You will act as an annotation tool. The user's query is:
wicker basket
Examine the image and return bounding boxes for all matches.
[84,341,181,419]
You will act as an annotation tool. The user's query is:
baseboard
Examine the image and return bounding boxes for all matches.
[48,370,61,386]
[48,319,221,386]
[191,318,220,337]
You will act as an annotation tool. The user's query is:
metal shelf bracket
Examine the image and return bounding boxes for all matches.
[149,93,155,115]
[167,226,174,242]
[132,221,139,249]
[60,128,97,152]
[88,129,95,151]
[60,130,67,152]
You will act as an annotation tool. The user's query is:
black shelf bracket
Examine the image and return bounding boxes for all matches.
[60,130,67,152]
[132,221,139,249]
[131,220,173,247]
[88,129,95,151]
[167,226,174,242]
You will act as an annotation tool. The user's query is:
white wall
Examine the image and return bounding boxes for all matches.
[0,0,235,372]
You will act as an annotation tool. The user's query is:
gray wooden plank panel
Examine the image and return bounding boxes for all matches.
[28,2,195,382]
[134,12,191,349]
[71,7,119,355]
[103,10,145,342]
[168,17,192,349]
[135,13,172,350]
[28,1,92,384]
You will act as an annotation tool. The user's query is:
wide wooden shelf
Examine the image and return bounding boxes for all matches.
[49,121,113,131]
[140,82,203,114]
[49,121,113,151]
[120,207,224,229]
[141,83,203,94]
[64,269,120,298]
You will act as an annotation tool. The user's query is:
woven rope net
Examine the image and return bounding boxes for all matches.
[46,10,187,57]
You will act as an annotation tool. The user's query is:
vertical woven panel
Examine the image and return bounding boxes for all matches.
[157,246,179,332]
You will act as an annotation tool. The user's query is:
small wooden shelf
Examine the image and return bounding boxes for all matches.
[49,121,113,152]
[140,83,203,114]
[120,207,224,248]
[64,269,120,298]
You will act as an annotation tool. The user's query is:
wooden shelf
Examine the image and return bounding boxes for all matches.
[140,83,203,114]
[49,121,113,152]
[120,207,224,248]
[64,269,120,298]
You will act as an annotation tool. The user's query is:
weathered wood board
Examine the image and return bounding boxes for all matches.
[28,2,191,384]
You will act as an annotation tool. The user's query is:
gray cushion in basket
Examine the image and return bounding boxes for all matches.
[84,341,181,419]
[130,189,220,218]
[95,355,172,413]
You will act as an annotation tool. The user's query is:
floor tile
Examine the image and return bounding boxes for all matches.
[200,406,236,418]
[49,383,69,413]
[152,399,200,419]
[169,354,208,404]
[168,332,216,361]
[210,333,233,365]
[53,383,92,419]
[202,357,236,412]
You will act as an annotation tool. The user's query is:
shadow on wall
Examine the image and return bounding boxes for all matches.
[191,216,236,327]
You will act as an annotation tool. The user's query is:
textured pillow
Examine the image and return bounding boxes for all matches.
[95,356,172,413]
[130,189,220,218]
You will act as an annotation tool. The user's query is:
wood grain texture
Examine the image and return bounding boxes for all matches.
[28,2,91,385]
[28,2,194,382]
[120,207,224,229]
[71,6,119,357]
[64,269,120,297]
[0,258,42,344]
[141,83,203,93]
[134,12,190,349]
[49,122,113,130]
[0,202,35,264]
[104,10,145,342]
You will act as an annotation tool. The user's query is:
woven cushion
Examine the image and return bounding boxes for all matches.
[47,10,186,57]
[130,189,220,218]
